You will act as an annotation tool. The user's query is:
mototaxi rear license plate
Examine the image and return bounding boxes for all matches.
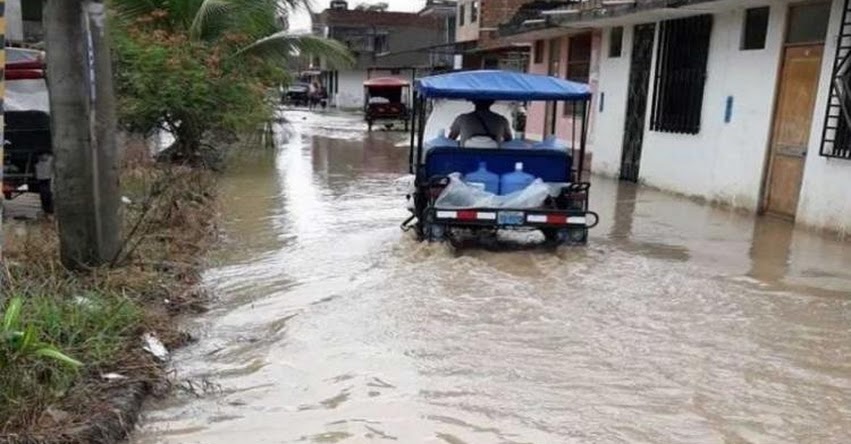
[498,211,525,226]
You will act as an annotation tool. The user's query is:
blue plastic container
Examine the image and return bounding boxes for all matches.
[501,139,531,149]
[424,129,458,149]
[500,162,535,195]
[532,136,570,151]
[464,161,499,194]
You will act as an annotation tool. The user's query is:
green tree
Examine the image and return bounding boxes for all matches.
[110,0,353,160]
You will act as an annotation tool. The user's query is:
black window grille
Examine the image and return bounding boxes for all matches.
[821,0,851,159]
[374,34,388,53]
[534,40,545,64]
[741,7,770,50]
[650,15,713,135]
[610,27,623,58]
[22,2,44,21]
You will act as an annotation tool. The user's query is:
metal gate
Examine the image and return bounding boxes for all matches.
[620,24,656,182]
[820,0,851,159]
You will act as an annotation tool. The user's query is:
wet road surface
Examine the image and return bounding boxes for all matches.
[132,110,851,443]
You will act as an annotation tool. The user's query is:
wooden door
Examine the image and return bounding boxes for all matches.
[764,45,823,217]
[619,24,656,182]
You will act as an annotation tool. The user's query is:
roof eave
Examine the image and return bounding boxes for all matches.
[498,21,592,42]
[544,0,720,26]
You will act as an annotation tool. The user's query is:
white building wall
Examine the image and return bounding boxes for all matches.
[593,2,812,212]
[6,0,23,42]
[335,70,367,110]
[797,0,851,236]
[334,69,415,111]
[639,5,788,210]
[591,0,851,233]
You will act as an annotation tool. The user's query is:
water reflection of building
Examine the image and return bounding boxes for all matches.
[608,180,638,241]
[748,217,794,286]
[311,134,408,182]
[220,153,286,255]
[594,176,851,295]
[752,217,851,295]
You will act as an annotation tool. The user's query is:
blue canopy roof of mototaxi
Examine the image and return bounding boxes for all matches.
[415,70,591,101]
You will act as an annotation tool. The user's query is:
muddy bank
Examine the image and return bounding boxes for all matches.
[0,160,218,442]
[3,382,146,444]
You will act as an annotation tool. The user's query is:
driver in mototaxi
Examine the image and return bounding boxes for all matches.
[448,99,513,147]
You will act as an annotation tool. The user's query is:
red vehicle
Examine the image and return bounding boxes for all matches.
[363,77,410,132]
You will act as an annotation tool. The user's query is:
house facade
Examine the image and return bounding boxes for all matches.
[7,0,43,43]
[7,0,23,42]
[312,1,446,109]
[499,1,602,171]
[502,0,851,235]
[418,0,459,69]
[454,0,534,71]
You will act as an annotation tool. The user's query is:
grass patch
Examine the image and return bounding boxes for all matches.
[0,292,142,429]
[0,163,219,437]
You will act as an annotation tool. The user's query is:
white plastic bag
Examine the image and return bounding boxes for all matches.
[434,174,553,210]
[500,179,551,208]
[434,173,501,208]
[393,174,415,193]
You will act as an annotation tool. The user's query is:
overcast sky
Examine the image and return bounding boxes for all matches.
[289,0,428,31]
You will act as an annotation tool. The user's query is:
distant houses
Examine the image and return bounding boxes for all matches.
[311,1,450,109]
[310,0,536,109]
[305,0,851,234]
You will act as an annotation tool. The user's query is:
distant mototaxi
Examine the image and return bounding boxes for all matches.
[4,56,51,201]
[402,70,599,246]
[363,77,410,132]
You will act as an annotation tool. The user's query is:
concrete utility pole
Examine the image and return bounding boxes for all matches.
[44,0,121,269]
[0,0,6,264]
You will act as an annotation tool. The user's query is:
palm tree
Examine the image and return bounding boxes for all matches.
[110,0,353,161]
[111,0,353,67]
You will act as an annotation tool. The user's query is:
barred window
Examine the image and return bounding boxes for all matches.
[741,7,769,50]
[650,15,713,135]
[610,27,623,58]
[821,0,851,159]
[534,40,544,64]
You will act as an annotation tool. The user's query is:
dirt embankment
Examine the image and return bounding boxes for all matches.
[1,136,219,443]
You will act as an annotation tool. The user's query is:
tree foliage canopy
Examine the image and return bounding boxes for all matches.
[110,0,353,159]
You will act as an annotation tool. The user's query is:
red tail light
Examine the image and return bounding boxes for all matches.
[6,69,45,80]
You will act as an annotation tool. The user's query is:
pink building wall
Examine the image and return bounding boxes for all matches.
[526,31,602,150]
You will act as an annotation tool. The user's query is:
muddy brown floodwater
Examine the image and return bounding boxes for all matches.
[132,110,851,444]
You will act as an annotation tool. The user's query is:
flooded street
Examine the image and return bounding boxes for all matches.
[133,110,851,444]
